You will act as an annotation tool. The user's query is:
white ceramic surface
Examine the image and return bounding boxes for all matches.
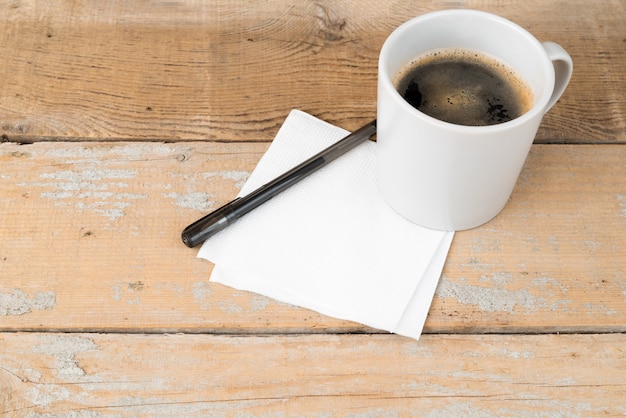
[377,9,573,231]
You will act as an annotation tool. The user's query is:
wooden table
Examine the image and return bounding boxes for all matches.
[1,1,625,415]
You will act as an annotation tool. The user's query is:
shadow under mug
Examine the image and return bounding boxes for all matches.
[376,9,573,231]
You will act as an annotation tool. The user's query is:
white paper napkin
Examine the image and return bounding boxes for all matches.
[198,110,454,340]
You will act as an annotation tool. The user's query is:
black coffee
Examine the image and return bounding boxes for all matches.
[394,49,533,126]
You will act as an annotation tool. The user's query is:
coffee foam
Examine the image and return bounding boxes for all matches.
[393,48,534,126]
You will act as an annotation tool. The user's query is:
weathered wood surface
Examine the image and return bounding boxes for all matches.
[1,0,624,143]
[1,141,624,333]
[1,333,625,416]
[1,0,626,415]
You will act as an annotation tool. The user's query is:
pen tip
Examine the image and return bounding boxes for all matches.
[181,233,193,248]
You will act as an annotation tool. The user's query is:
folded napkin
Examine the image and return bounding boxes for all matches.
[198,110,454,340]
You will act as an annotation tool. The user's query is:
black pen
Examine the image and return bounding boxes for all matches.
[181,120,377,248]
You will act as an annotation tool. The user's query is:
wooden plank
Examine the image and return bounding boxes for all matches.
[430,142,626,333]
[1,332,625,416]
[1,141,625,334]
[1,0,624,143]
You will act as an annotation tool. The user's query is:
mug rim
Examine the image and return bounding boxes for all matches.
[379,9,556,133]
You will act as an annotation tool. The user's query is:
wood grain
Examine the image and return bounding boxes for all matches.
[1,332,625,416]
[1,1,625,414]
[1,0,624,143]
[1,141,624,334]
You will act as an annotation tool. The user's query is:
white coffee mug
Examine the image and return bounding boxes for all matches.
[377,9,573,231]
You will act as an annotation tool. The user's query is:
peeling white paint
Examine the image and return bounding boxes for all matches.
[111,395,232,415]
[583,240,601,252]
[0,289,56,316]
[25,385,71,409]
[616,194,626,218]
[41,169,136,182]
[162,171,250,211]
[192,281,212,310]
[203,170,250,190]
[583,302,617,315]
[250,295,271,312]
[218,300,243,314]
[40,191,74,199]
[17,169,146,220]
[42,143,177,161]
[436,276,545,313]
[77,201,132,221]
[437,273,573,313]
[499,348,534,359]
[18,180,123,192]
[480,272,513,285]
[163,192,214,212]
[111,282,144,305]
[426,402,501,418]
[20,335,103,409]
[530,276,568,291]
[32,335,97,378]
[25,410,108,418]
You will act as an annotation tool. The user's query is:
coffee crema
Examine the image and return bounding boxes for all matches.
[394,48,534,126]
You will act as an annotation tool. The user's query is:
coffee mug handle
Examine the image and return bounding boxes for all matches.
[542,41,573,112]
